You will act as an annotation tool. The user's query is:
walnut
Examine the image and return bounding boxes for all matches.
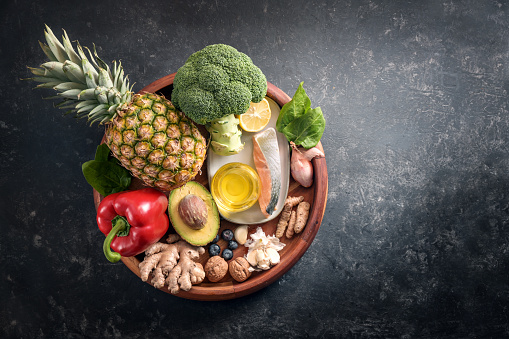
[229,257,252,282]
[204,256,228,282]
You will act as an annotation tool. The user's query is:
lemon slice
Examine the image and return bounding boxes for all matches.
[238,98,271,132]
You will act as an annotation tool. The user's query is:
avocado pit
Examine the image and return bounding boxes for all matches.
[168,181,220,246]
[178,194,208,230]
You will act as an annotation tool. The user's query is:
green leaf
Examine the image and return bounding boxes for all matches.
[82,160,131,197]
[282,107,325,148]
[276,82,310,132]
[82,144,131,196]
[276,82,325,148]
[94,143,110,162]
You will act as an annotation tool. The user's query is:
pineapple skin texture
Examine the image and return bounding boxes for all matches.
[106,93,207,191]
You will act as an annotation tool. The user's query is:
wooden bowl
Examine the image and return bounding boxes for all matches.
[93,74,328,300]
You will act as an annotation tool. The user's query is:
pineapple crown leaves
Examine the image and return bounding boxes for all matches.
[28,25,133,125]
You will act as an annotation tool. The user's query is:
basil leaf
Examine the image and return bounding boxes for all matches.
[282,107,325,148]
[82,144,131,196]
[82,160,131,197]
[276,82,310,132]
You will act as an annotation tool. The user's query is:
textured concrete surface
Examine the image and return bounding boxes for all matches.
[1,0,509,337]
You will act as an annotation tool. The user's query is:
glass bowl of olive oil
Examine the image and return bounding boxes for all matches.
[211,162,261,214]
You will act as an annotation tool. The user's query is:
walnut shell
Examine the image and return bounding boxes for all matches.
[229,257,252,282]
[204,256,228,282]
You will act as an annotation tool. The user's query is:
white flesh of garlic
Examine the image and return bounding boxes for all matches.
[246,249,258,267]
[266,247,280,265]
[244,227,285,271]
[234,225,249,245]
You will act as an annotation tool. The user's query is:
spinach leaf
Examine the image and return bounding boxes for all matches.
[282,107,326,148]
[276,82,310,132]
[276,82,325,148]
[94,143,110,162]
[82,144,131,197]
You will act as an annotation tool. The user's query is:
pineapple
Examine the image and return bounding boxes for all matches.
[28,26,207,191]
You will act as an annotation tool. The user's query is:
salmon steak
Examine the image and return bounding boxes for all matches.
[252,128,281,217]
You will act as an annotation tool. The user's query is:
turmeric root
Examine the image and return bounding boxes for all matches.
[293,201,311,234]
[139,238,206,294]
[276,196,304,238]
[285,210,297,238]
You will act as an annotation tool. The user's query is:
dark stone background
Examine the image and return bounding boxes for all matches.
[1,0,508,337]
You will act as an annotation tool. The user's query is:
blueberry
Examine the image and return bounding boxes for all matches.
[211,234,220,244]
[208,243,221,256]
[222,229,234,241]
[222,248,233,261]
[228,240,238,250]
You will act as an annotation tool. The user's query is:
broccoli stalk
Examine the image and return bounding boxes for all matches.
[206,114,244,156]
[171,44,267,156]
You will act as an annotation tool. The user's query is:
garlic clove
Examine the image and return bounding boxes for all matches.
[258,263,271,270]
[246,250,258,267]
[266,247,280,265]
[255,249,268,264]
[255,249,272,270]
[256,249,270,269]
[234,225,249,245]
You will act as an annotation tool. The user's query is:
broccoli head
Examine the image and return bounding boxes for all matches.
[171,44,267,125]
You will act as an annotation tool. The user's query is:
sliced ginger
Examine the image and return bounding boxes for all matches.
[139,234,205,294]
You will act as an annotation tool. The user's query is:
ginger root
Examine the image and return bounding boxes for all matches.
[139,235,206,294]
[276,196,304,238]
[294,201,311,234]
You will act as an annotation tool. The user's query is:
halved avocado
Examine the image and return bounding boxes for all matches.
[168,181,220,246]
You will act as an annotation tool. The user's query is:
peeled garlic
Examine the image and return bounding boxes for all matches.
[255,249,266,263]
[244,227,285,271]
[246,249,258,266]
[256,249,271,270]
[266,248,280,265]
[234,225,249,245]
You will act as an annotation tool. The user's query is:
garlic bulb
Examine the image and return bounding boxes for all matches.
[244,227,285,271]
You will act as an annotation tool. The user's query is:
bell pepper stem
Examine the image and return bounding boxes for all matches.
[103,216,128,263]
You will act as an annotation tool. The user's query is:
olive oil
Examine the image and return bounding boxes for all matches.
[211,162,260,213]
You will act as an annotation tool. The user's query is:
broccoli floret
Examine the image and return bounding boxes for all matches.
[171,44,267,125]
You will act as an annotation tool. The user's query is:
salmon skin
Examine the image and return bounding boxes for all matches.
[252,128,281,217]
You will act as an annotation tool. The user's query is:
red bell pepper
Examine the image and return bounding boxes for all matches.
[96,188,169,263]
